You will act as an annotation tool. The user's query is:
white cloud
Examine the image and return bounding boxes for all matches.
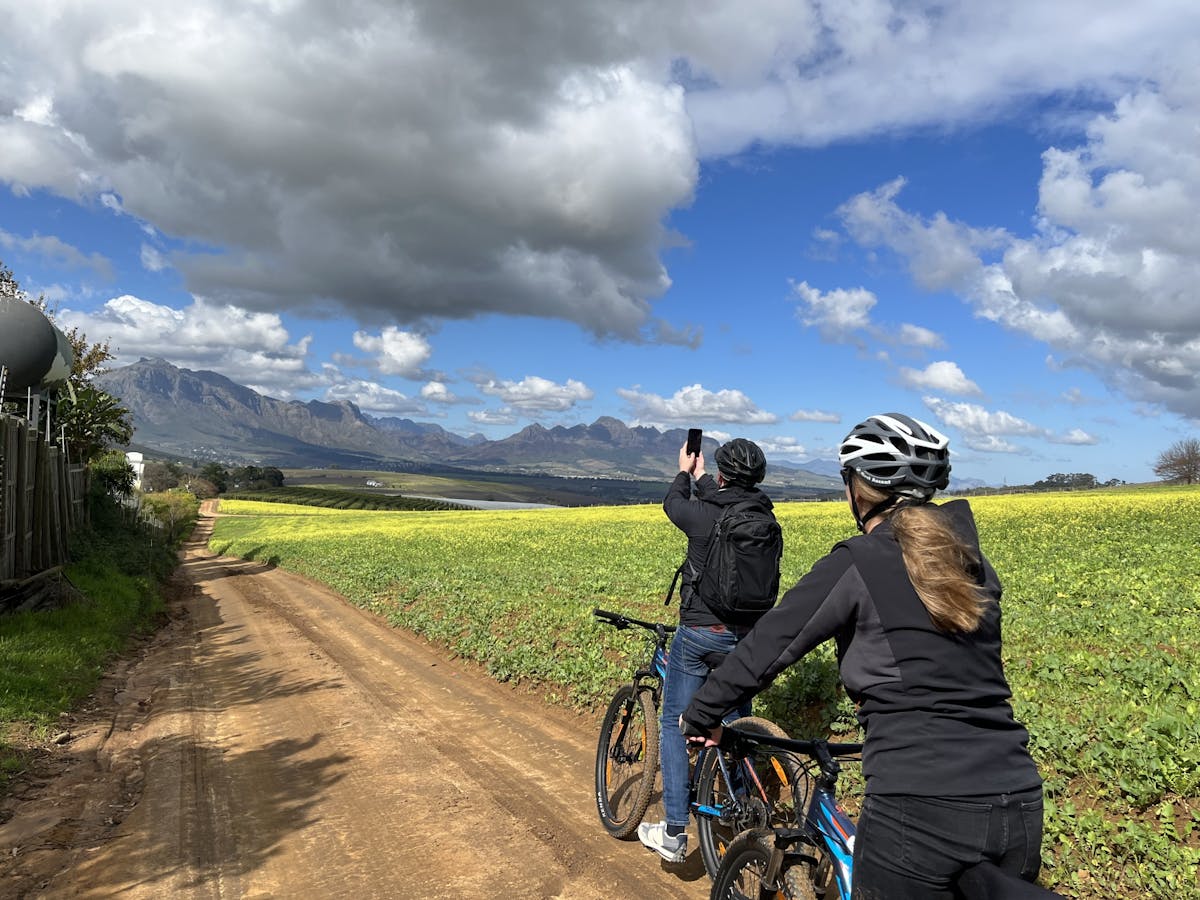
[898,361,982,396]
[791,280,876,339]
[923,396,1042,437]
[468,408,518,426]
[756,436,809,458]
[55,294,320,397]
[789,409,841,424]
[962,435,1022,454]
[1051,428,1099,446]
[837,73,1200,419]
[922,395,1100,453]
[3,1,1197,355]
[325,380,426,415]
[350,327,432,378]
[476,375,594,412]
[420,381,475,405]
[618,382,778,425]
[897,323,944,349]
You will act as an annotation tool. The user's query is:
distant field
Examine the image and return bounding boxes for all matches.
[210,486,1200,899]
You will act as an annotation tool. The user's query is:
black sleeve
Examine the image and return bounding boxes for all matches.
[663,472,719,538]
[683,546,859,730]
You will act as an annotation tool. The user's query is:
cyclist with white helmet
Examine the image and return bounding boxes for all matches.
[683,413,1046,898]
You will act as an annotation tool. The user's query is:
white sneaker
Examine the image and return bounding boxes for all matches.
[637,820,687,863]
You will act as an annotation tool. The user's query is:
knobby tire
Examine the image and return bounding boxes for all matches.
[694,716,801,881]
[711,829,821,900]
[594,683,659,838]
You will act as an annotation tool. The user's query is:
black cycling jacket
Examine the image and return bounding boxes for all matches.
[684,499,1041,797]
[663,470,774,628]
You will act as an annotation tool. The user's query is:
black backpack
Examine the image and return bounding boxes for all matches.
[693,499,783,625]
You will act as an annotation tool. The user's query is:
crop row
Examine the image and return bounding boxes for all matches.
[209,487,1200,898]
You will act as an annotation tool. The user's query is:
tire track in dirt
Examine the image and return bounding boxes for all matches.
[0,508,710,899]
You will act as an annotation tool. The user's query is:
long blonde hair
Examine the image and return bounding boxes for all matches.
[853,480,990,633]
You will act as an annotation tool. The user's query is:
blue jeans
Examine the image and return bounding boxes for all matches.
[658,624,750,828]
[852,788,1044,899]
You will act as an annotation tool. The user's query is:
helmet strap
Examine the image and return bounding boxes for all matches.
[851,492,902,533]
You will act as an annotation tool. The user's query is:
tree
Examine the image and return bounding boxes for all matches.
[1153,438,1200,485]
[201,463,229,493]
[91,449,137,497]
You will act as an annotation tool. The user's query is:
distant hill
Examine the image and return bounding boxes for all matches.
[96,358,842,492]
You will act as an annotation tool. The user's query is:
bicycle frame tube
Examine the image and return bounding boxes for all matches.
[808,786,856,900]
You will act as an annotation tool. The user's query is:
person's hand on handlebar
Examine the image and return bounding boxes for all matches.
[681,715,722,748]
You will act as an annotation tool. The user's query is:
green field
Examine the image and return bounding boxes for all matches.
[209,486,1200,899]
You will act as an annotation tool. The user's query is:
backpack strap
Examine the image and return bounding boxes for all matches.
[664,563,685,606]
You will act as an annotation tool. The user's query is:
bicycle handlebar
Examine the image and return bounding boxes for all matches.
[593,607,677,634]
[722,723,863,760]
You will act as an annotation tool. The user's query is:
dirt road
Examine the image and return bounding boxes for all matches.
[0,508,710,898]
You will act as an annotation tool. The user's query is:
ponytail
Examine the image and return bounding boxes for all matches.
[852,480,989,633]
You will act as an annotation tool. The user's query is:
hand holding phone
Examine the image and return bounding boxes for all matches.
[686,428,703,457]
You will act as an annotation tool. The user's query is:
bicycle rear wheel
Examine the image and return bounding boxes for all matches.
[694,716,801,881]
[594,683,659,837]
[711,828,817,900]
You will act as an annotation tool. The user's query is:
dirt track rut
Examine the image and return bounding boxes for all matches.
[0,508,710,898]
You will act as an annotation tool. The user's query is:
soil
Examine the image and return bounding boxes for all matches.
[0,505,710,898]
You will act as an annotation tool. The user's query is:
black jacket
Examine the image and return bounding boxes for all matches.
[663,471,774,628]
[684,500,1041,797]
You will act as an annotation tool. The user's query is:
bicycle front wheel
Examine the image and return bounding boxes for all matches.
[694,716,801,881]
[711,828,819,900]
[594,683,659,837]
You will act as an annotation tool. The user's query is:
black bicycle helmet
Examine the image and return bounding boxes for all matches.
[838,413,950,499]
[715,438,766,486]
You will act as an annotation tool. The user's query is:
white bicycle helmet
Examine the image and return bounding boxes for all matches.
[838,413,951,499]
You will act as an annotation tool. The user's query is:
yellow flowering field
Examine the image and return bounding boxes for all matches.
[210,486,1200,898]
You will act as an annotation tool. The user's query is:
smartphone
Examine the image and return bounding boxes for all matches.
[686,428,703,457]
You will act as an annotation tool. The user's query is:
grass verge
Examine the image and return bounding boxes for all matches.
[0,494,181,791]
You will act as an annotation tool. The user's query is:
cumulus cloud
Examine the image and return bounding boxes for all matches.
[7,2,1191,347]
[347,327,433,379]
[1050,428,1099,446]
[325,380,426,415]
[475,375,594,413]
[897,323,944,349]
[790,409,841,424]
[468,408,518,427]
[790,278,947,355]
[618,382,778,425]
[54,295,321,397]
[898,361,982,396]
[421,381,476,405]
[923,397,1042,437]
[923,395,1098,453]
[791,280,875,339]
[756,436,809,458]
[837,74,1200,419]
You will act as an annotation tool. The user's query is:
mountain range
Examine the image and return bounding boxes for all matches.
[96,358,843,490]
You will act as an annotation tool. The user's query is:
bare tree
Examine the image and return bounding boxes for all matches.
[1153,438,1200,485]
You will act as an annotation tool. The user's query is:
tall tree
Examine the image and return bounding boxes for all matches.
[1153,438,1200,485]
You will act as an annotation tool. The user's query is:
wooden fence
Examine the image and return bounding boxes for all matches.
[1,412,88,607]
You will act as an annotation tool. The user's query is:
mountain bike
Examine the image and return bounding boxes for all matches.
[593,609,799,879]
[709,725,1064,900]
[708,725,861,899]
[593,608,674,838]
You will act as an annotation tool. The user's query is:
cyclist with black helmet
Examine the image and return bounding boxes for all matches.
[682,414,1047,898]
[637,437,776,864]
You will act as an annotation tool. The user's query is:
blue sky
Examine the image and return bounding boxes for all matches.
[2,1,1198,486]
